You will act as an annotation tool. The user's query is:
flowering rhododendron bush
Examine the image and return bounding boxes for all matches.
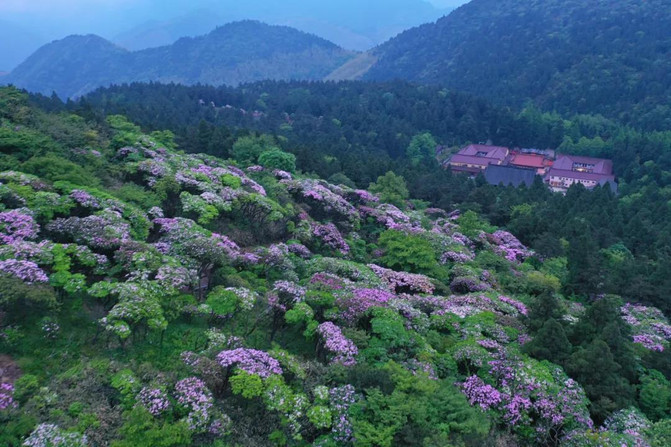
[2,87,671,447]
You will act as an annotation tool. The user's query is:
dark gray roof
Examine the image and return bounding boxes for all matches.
[484,165,537,187]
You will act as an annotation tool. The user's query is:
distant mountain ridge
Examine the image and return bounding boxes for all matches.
[112,0,451,52]
[362,0,671,127]
[0,0,452,72]
[4,21,354,99]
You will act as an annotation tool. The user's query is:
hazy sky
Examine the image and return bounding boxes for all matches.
[0,0,467,12]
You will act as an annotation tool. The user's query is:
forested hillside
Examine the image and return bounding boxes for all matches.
[3,84,671,445]
[67,82,671,316]
[3,21,354,99]
[364,0,671,130]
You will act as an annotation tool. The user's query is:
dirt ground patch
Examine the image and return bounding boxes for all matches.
[0,354,21,383]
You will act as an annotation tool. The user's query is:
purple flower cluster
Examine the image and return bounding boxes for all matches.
[211,232,241,258]
[602,407,651,444]
[359,204,422,233]
[461,375,503,410]
[284,179,358,221]
[138,159,169,180]
[270,280,306,311]
[23,423,88,447]
[272,169,293,180]
[632,334,664,352]
[368,264,435,294]
[156,264,196,289]
[0,209,39,244]
[449,276,491,294]
[0,259,48,283]
[137,387,171,416]
[69,190,100,208]
[313,223,350,255]
[339,288,395,322]
[487,230,533,263]
[0,239,50,262]
[461,354,593,438]
[175,377,214,431]
[317,322,358,366]
[287,243,311,258]
[498,295,528,316]
[440,250,475,264]
[309,272,349,291]
[47,211,131,249]
[402,359,438,379]
[329,385,356,443]
[351,189,379,203]
[0,382,17,410]
[217,348,283,378]
[246,165,264,173]
[621,303,671,352]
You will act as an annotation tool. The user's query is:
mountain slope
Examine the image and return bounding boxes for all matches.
[363,0,671,127]
[4,21,354,99]
[1,85,666,446]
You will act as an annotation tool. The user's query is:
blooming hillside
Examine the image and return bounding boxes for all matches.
[1,87,669,446]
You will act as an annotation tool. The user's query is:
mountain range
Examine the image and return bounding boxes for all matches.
[4,21,354,99]
[0,0,452,71]
[4,0,671,128]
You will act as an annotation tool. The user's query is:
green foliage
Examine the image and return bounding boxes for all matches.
[369,171,409,208]
[13,374,40,403]
[230,371,264,398]
[111,369,140,409]
[648,419,671,447]
[406,132,437,167]
[524,318,572,364]
[640,370,671,422]
[21,155,100,187]
[205,287,239,317]
[307,405,332,429]
[149,130,177,150]
[107,115,141,149]
[258,149,297,173]
[351,364,489,447]
[352,387,409,447]
[377,230,442,278]
[523,270,561,296]
[365,0,671,131]
[565,339,635,423]
[231,134,279,166]
[0,274,58,312]
[111,183,160,209]
[457,211,495,238]
[112,407,192,447]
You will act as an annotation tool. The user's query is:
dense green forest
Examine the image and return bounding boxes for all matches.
[65,81,671,314]
[365,0,671,131]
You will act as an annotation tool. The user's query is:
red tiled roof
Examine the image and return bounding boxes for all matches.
[510,154,547,169]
